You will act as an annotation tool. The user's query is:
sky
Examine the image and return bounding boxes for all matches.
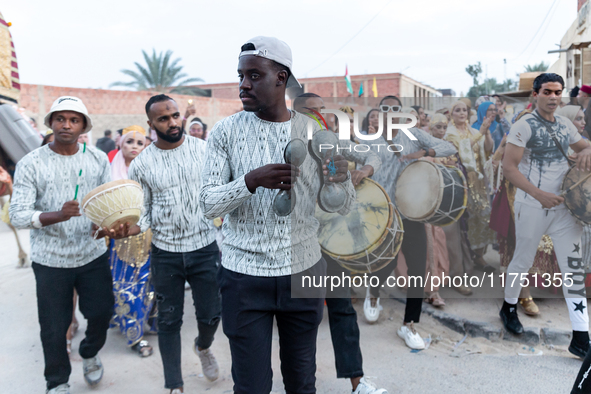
[4,0,577,96]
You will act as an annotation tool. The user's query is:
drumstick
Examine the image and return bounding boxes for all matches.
[561,171,591,196]
[73,142,86,201]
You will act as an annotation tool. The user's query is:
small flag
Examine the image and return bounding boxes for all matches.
[358,82,364,97]
[372,77,378,98]
[345,65,353,95]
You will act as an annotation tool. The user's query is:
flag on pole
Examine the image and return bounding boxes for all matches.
[372,77,378,97]
[345,65,353,95]
[358,81,364,97]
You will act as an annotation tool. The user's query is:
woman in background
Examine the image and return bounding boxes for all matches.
[445,101,496,275]
[109,125,157,357]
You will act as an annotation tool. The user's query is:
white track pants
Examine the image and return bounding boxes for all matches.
[504,202,588,331]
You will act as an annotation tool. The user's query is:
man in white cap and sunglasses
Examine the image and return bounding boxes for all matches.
[10,96,113,394]
[200,36,355,393]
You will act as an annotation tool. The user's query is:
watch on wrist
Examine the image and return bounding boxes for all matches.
[423,149,429,157]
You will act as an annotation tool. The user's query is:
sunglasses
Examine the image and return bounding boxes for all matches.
[380,105,402,113]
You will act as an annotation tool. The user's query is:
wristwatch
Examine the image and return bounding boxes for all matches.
[423,149,430,157]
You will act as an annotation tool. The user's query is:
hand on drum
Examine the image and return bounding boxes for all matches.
[570,150,591,172]
[92,222,139,239]
[323,155,348,183]
[350,166,372,186]
[534,190,564,209]
[59,200,82,221]
[245,164,300,193]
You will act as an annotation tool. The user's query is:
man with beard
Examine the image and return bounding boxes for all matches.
[200,36,354,394]
[113,94,221,394]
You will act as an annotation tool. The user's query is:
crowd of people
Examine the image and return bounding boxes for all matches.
[3,36,591,394]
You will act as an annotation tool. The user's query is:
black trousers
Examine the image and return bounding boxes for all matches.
[324,253,364,379]
[32,251,114,390]
[572,349,591,393]
[150,242,222,389]
[218,259,326,394]
[369,219,427,323]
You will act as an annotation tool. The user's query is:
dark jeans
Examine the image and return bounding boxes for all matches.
[324,253,363,379]
[218,259,326,394]
[370,219,427,323]
[150,241,221,389]
[32,251,114,390]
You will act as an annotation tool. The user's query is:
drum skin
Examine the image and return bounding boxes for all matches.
[82,179,144,230]
[562,167,591,224]
[395,160,467,226]
[316,178,403,273]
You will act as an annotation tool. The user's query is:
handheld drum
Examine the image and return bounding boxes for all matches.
[82,180,144,230]
[561,167,591,224]
[395,160,467,226]
[316,178,403,273]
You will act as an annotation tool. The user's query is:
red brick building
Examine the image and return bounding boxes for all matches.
[195,72,442,109]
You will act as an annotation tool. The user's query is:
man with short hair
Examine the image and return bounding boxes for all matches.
[110,94,221,394]
[500,73,591,359]
[10,96,113,394]
[200,36,355,394]
[96,129,115,153]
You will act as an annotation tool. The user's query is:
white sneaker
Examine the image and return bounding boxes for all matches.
[47,384,70,394]
[194,344,219,382]
[170,389,183,394]
[364,288,382,323]
[353,377,388,394]
[397,322,425,350]
[82,355,104,386]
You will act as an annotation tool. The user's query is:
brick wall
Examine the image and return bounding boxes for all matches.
[19,84,243,142]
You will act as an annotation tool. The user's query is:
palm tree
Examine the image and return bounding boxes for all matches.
[523,61,549,72]
[110,49,208,96]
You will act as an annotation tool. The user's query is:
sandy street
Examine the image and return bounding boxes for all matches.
[0,224,585,393]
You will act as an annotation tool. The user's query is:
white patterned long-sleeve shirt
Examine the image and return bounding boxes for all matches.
[199,110,380,277]
[9,144,110,268]
[128,135,216,253]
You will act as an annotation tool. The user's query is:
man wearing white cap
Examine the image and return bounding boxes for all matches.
[200,37,354,393]
[10,96,113,394]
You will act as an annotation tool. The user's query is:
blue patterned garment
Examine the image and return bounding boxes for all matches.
[109,233,157,346]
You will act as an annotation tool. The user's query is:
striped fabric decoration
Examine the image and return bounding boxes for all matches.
[0,11,20,103]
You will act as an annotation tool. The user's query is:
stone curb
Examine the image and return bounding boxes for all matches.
[386,295,572,346]
[421,304,572,346]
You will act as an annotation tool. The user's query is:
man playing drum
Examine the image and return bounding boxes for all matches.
[109,94,222,394]
[500,73,591,359]
[293,93,387,394]
[10,96,113,394]
[368,96,457,349]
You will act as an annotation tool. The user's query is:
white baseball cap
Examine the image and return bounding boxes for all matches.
[239,36,301,88]
[44,96,93,133]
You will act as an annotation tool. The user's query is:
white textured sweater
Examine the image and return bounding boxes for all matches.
[10,144,110,268]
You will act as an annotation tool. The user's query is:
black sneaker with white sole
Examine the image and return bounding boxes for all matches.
[499,303,524,335]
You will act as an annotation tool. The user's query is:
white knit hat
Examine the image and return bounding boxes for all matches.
[44,96,93,133]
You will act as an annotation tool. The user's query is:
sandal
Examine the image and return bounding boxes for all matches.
[425,292,445,307]
[132,340,153,357]
[519,297,540,316]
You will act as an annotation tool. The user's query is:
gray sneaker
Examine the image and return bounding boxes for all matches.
[47,384,70,394]
[194,345,219,382]
[82,355,104,386]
